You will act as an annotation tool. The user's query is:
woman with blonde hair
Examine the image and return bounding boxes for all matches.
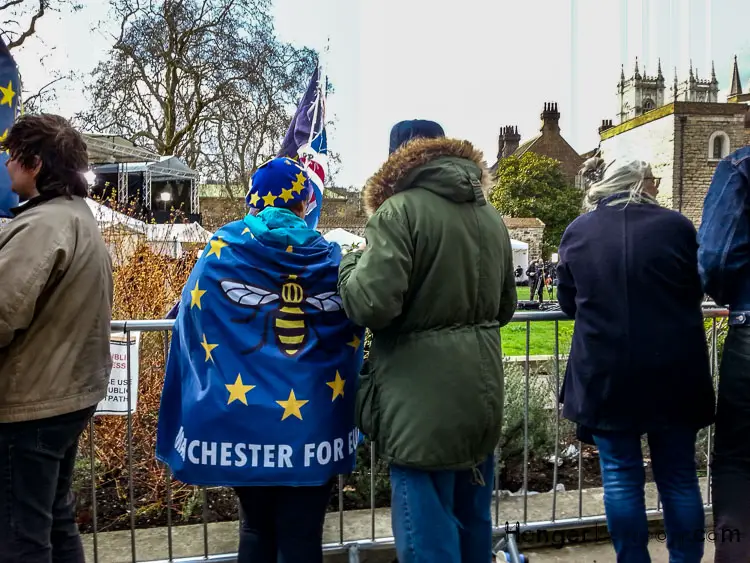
[558,158,715,562]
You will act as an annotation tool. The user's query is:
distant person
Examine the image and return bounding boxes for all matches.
[528,260,544,303]
[526,260,538,294]
[0,114,114,563]
[697,143,750,563]
[338,119,517,563]
[514,265,523,284]
[558,159,714,563]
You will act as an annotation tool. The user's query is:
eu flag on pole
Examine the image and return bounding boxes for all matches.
[156,210,366,486]
[277,63,327,230]
[0,38,20,218]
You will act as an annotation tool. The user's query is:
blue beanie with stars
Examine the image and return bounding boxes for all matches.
[246,157,313,211]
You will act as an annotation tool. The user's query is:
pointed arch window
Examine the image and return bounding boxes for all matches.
[643,98,655,111]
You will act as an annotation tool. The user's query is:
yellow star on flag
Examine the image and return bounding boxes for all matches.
[225,374,255,405]
[206,238,228,259]
[249,192,260,206]
[0,81,15,107]
[276,389,309,421]
[279,188,295,203]
[0,129,7,154]
[326,371,346,401]
[347,334,361,349]
[262,192,277,207]
[241,227,251,235]
[286,245,293,252]
[291,172,306,194]
[190,279,206,309]
[200,334,218,362]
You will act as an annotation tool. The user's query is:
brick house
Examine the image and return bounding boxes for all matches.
[598,57,750,227]
[491,102,585,183]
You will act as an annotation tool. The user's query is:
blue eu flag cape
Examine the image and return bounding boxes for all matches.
[0,38,20,217]
[156,208,365,486]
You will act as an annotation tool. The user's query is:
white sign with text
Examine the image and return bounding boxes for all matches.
[95,331,141,416]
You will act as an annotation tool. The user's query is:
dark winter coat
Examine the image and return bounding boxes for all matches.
[557,197,715,441]
[338,137,517,470]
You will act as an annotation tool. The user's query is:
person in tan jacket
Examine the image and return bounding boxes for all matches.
[0,114,113,563]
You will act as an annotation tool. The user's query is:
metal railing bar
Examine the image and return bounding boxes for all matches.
[126,328,137,563]
[523,320,530,523]
[163,331,174,561]
[202,487,210,558]
[370,442,376,541]
[578,442,583,518]
[552,320,561,521]
[110,306,728,333]
[89,418,99,563]
[338,474,345,545]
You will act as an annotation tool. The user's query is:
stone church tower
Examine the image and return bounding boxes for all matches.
[670,61,720,104]
[617,58,666,123]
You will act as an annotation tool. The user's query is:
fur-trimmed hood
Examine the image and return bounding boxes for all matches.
[363,137,493,217]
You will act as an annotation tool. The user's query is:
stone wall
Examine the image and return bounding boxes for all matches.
[506,223,545,263]
[674,113,749,226]
[600,113,676,208]
[600,101,750,227]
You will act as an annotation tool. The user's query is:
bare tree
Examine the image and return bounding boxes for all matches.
[78,0,315,175]
[1,0,81,50]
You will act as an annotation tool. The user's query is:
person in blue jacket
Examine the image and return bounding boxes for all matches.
[698,140,750,563]
[558,158,715,563]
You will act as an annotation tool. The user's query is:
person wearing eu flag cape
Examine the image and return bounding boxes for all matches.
[156,157,365,563]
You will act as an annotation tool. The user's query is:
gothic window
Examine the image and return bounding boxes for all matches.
[708,131,731,160]
[643,98,655,111]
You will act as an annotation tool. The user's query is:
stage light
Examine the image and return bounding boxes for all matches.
[160,191,172,202]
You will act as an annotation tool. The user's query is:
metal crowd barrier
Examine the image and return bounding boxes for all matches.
[84,307,727,563]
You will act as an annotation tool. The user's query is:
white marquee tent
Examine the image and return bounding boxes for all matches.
[511,238,529,282]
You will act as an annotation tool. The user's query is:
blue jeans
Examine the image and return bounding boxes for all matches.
[592,428,705,563]
[390,455,495,563]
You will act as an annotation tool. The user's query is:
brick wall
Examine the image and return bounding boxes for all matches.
[674,113,749,226]
[528,134,585,183]
[507,226,544,262]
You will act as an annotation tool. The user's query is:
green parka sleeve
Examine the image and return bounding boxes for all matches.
[338,206,413,331]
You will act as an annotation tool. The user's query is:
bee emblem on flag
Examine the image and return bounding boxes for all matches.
[220,273,344,357]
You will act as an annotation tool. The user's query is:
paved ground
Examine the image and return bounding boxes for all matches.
[524,540,716,562]
[81,477,713,563]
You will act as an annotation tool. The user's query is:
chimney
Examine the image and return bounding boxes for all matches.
[501,126,521,158]
[598,119,614,135]
[497,128,505,160]
[541,102,561,134]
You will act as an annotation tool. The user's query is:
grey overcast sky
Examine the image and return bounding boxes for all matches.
[11,0,750,188]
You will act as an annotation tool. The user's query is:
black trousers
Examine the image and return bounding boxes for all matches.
[0,406,94,563]
[234,480,334,563]
[712,326,750,563]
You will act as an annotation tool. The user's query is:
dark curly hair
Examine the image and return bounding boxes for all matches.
[0,114,89,198]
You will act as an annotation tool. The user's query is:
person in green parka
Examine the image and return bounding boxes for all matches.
[338,120,517,563]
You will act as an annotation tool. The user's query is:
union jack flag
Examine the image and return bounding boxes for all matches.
[277,63,327,230]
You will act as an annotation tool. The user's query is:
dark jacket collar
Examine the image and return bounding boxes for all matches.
[10,192,65,217]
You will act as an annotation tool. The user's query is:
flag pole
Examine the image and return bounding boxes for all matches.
[307,57,323,147]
